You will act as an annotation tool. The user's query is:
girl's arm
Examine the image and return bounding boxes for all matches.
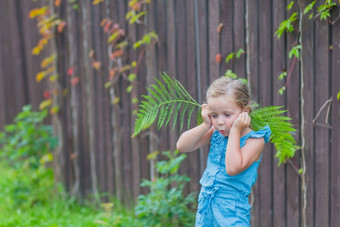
[225,112,265,175]
[176,104,214,153]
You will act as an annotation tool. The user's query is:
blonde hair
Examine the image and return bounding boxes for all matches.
[206,76,252,110]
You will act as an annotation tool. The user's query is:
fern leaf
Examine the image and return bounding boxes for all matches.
[179,103,189,132]
[132,73,200,137]
[250,106,298,165]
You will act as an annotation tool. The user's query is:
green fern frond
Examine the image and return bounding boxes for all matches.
[250,106,298,165]
[132,73,298,165]
[132,73,201,137]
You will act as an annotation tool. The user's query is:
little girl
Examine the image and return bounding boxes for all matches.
[176,76,271,226]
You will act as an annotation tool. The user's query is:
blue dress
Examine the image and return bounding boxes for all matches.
[195,126,271,227]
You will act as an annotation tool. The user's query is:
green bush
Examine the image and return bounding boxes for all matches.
[0,105,57,208]
[135,150,196,227]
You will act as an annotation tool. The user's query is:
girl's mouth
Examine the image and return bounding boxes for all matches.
[219,130,226,134]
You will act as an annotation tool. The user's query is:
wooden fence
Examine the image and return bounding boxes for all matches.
[0,0,339,226]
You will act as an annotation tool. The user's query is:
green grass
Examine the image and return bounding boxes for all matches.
[0,162,139,227]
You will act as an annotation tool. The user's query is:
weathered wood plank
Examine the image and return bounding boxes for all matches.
[272,1,287,226]
[258,1,274,226]
[314,7,331,226]
[330,7,340,227]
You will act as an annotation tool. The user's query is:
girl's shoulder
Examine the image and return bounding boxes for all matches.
[241,125,271,145]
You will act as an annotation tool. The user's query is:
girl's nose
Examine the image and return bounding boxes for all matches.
[217,117,224,125]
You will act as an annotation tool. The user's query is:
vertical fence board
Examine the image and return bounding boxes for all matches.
[285,6,301,227]
[314,11,330,226]
[208,0,219,81]
[220,0,233,73]
[258,1,273,226]
[272,1,287,226]
[233,0,245,78]
[247,0,260,225]
[300,2,315,226]
[0,0,6,129]
[331,8,340,226]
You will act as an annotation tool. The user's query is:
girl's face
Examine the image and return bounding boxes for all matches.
[207,94,246,136]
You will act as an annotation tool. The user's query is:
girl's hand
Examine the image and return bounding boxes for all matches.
[201,104,212,127]
[231,112,251,132]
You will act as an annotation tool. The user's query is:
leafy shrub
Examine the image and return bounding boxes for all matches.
[135,150,196,227]
[0,105,57,208]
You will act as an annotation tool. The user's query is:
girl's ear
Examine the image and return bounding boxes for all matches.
[244,106,251,113]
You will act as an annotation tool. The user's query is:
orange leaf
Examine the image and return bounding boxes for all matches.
[215,54,222,64]
[131,3,141,11]
[92,61,101,70]
[57,21,66,33]
[54,0,62,7]
[50,106,59,114]
[41,54,56,68]
[110,50,124,59]
[70,152,77,160]
[39,99,52,110]
[92,0,104,5]
[28,7,48,19]
[89,50,95,58]
[109,68,117,80]
[104,20,113,33]
[71,77,79,86]
[217,23,224,33]
[45,66,55,74]
[100,18,108,27]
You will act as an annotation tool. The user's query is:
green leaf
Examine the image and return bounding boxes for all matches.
[224,69,238,79]
[287,1,294,11]
[128,73,136,82]
[225,53,235,63]
[132,73,200,137]
[289,44,301,59]
[278,72,287,80]
[337,91,340,100]
[304,1,316,15]
[236,48,245,58]
[126,85,133,93]
[278,87,286,95]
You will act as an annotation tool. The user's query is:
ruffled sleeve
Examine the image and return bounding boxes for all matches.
[240,125,271,147]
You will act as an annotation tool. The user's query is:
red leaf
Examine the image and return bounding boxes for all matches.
[54,0,62,7]
[57,21,66,33]
[215,54,222,64]
[104,20,112,33]
[43,91,51,99]
[110,50,124,60]
[71,77,79,86]
[67,67,74,76]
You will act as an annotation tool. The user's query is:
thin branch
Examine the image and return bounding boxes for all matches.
[284,56,297,88]
[288,159,301,175]
[313,98,332,127]
[330,13,340,24]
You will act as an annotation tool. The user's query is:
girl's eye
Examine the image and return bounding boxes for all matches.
[225,114,231,117]
[211,114,217,118]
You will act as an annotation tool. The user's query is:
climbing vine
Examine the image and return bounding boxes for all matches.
[274,1,339,226]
